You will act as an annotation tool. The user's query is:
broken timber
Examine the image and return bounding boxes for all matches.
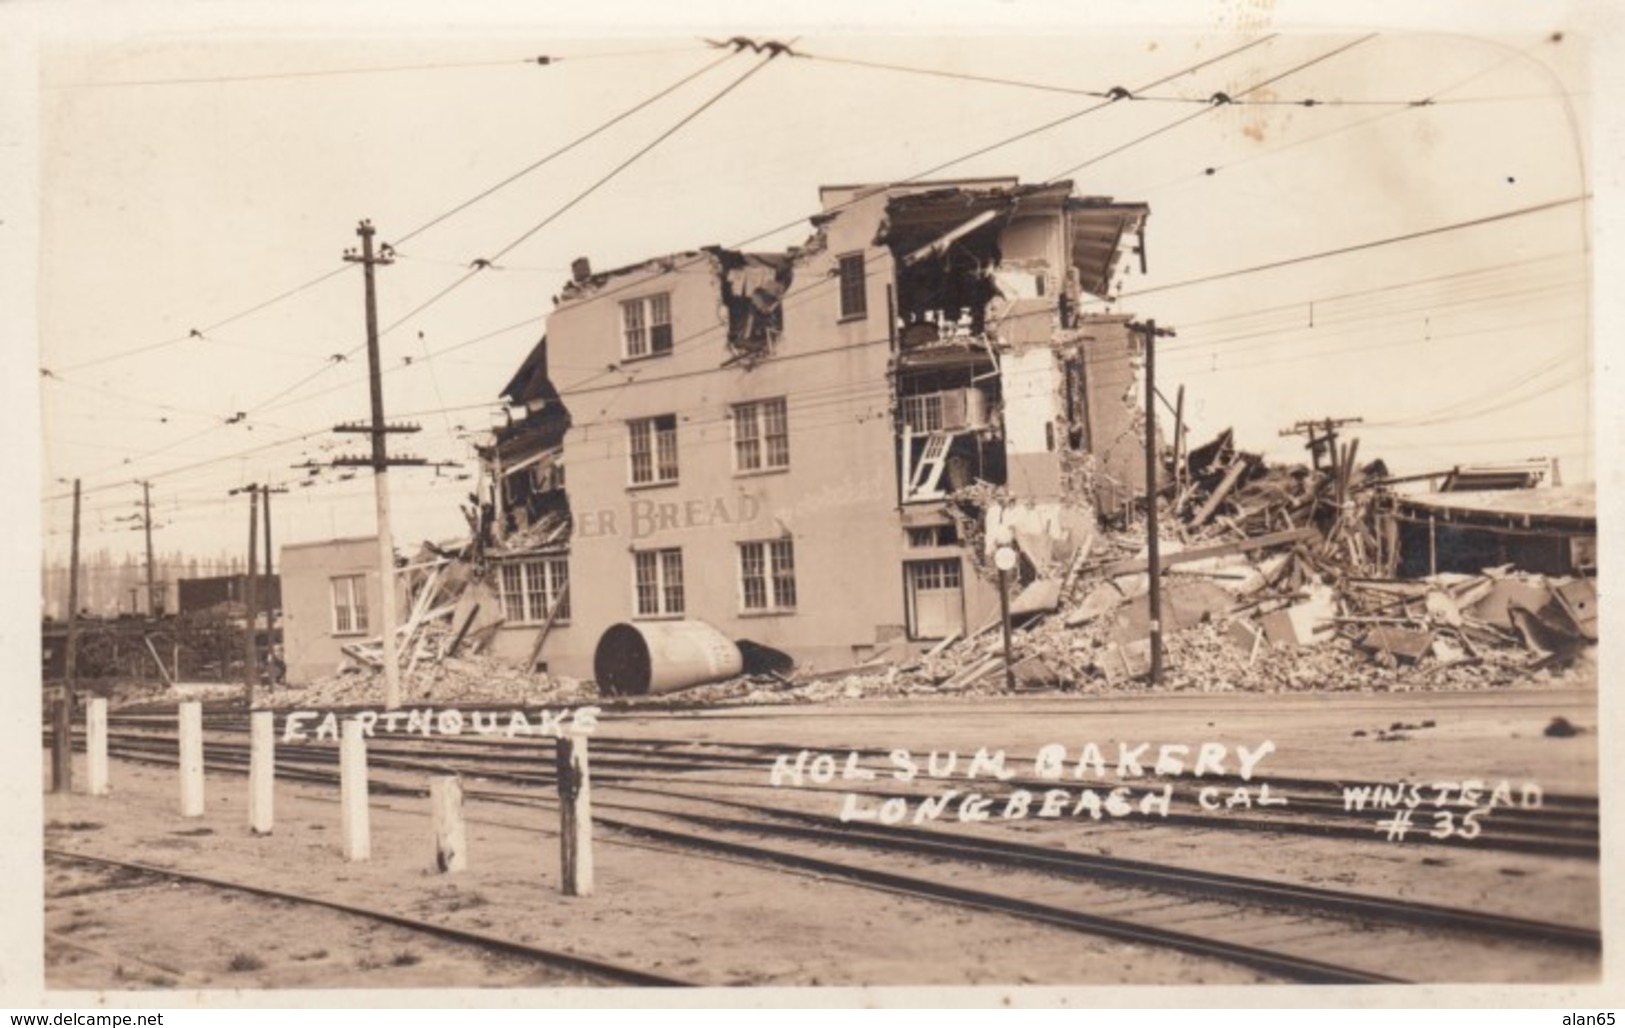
[1099,525,1317,578]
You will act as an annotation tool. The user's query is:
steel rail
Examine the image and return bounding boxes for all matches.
[43,848,694,988]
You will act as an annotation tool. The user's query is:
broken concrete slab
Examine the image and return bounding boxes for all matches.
[1359,626,1434,662]
[1010,577,1062,616]
[1469,577,1555,629]
[1552,579,1598,640]
[1104,579,1236,646]
[1284,583,1338,647]
[1064,580,1132,626]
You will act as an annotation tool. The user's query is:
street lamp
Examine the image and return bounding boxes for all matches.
[993,526,1018,692]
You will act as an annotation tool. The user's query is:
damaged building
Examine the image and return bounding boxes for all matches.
[461,177,1154,685]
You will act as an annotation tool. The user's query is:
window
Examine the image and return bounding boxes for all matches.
[628,414,679,485]
[739,539,797,612]
[907,525,958,548]
[901,393,945,433]
[732,398,790,472]
[331,575,369,635]
[622,293,673,358]
[497,557,570,624]
[634,549,685,618]
[838,254,867,319]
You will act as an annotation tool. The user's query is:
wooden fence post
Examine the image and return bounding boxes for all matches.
[430,775,468,872]
[178,700,204,817]
[86,698,108,797]
[340,719,370,861]
[249,710,274,835]
[556,735,594,897]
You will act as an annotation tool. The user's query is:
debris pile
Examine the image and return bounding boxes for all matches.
[811,427,1598,699]
[273,541,584,709]
[271,651,591,710]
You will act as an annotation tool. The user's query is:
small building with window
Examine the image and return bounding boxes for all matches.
[476,177,1151,678]
[279,536,402,685]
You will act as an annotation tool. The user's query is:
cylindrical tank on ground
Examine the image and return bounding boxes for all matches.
[593,620,745,696]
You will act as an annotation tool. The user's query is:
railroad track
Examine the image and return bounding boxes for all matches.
[44,848,693,989]
[51,717,1603,985]
[71,714,1602,859]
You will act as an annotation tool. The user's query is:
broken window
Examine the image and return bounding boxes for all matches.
[707,248,794,359]
[330,575,368,635]
[621,293,673,359]
[738,539,797,612]
[732,398,789,472]
[901,389,989,434]
[497,557,570,624]
[838,253,867,319]
[906,525,958,548]
[634,548,684,617]
[628,414,679,485]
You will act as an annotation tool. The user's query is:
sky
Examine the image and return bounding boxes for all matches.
[9,2,1611,569]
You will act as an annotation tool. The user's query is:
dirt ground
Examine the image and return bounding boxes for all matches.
[36,685,1602,995]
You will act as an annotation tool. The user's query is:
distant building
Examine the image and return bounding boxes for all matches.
[279,537,400,685]
[177,573,281,618]
[1391,483,1596,578]
[474,177,1153,679]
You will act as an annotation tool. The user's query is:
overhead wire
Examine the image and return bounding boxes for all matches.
[1117,195,1588,299]
[1048,33,1379,181]
[49,44,713,89]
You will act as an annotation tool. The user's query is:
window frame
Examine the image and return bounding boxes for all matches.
[731,397,790,474]
[330,574,369,636]
[621,292,674,359]
[495,557,571,625]
[633,548,685,619]
[837,253,867,321]
[737,538,798,614]
[627,413,680,486]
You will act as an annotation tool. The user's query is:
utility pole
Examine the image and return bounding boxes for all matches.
[142,481,159,616]
[260,485,286,651]
[1131,319,1176,687]
[240,486,259,704]
[345,220,404,710]
[1280,417,1363,473]
[53,479,81,793]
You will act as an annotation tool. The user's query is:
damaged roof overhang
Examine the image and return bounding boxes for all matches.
[1068,199,1150,299]
[558,251,704,302]
[876,182,1072,250]
[499,335,562,407]
[875,183,1149,301]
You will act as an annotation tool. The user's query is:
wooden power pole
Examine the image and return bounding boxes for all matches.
[142,480,159,616]
[1131,319,1176,687]
[345,220,406,710]
[53,479,82,792]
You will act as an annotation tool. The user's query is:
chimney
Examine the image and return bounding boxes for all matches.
[571,257,592,284]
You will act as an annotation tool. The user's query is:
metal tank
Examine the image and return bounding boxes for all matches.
[593,620,744,696]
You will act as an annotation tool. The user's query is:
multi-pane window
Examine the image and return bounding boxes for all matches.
[739,540,797,612]
[906,525,958,548]
[497,557,570,624]
[901,393,945,433]
[628,414,679,485]
[331,575,369,635]
[838,254,867,319]
[634,549,685,617]
[622,293,673,358]
[732,398,790,472]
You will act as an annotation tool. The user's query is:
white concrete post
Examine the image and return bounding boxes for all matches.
[340,719,371,861]
[178,700,204,817]
[86,698,108,797]
[430,775,468,873]
[249,710,274,835]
